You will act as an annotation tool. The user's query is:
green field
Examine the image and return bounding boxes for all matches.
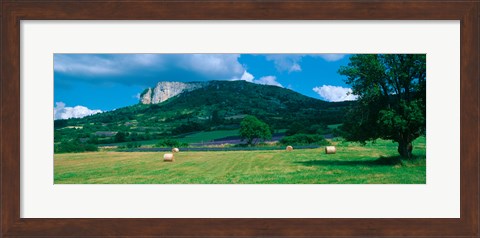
[101,129,241,147]
[175,129,239,143]
[55,137,426,184]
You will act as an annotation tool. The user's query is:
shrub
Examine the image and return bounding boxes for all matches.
[83,143,99,151]
[279,134,330,146]
[54,139,98,153]
[115,131,127,142]
[126,142,141,148]
[286,122,327,136]
[155,139,187,148]
[172,122,206,134]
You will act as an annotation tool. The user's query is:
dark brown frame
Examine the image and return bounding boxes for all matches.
[1,1,478,237]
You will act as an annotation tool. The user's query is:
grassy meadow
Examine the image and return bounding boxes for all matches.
[54,137,426,184]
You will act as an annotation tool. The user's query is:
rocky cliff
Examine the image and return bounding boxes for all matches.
[140,81,208,104]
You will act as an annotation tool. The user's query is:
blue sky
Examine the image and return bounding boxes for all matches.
[54,54,356,119]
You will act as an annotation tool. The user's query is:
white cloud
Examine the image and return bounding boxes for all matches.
[233,71,283,88]
[179,54,244,78]
[54,102,102,120]
[312,85,357,102]
[55,54,348,89]
[318,54,346,62]
[55,54,246,87]
[54,55,122,75]
[238,70,254,82]
[54,54,167,76]
[265,55,303,72]
[289,63,302,72]
[255,76,283,87]
[131,54,161,66]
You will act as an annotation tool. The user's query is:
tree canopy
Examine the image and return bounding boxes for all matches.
[239,115,272,145]
[338,54,426,158]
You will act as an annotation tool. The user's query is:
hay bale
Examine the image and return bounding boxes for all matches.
[286,145,293,151]
[325,146,336,154]
[163,153,175,162]
[172,148,179,153]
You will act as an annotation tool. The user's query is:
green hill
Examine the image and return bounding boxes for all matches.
[54,80,354,148]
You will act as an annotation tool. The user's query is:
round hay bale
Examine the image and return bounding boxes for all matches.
[172,148,179,153]
[163,153,175,162]
[325,146,336,154]
[286,145,293,151]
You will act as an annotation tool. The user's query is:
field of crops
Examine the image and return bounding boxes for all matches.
[54,137,426,184]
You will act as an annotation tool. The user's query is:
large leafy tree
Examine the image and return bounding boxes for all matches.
[239,115,272,145]
[338,54,426,158]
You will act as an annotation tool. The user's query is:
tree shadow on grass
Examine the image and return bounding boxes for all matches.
[295,156,406,167]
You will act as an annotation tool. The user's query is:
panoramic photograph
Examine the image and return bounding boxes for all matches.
[54,53,426,184]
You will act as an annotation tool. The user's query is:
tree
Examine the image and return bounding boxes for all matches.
[115,131,127,142]
[211,109,223,125]
[338,54,426,158]
[239,115,272,145]
[285,121,305,136]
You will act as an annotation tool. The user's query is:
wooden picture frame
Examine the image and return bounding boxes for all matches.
[1,1,478,237]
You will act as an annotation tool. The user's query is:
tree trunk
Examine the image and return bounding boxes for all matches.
[398,139,413,158]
